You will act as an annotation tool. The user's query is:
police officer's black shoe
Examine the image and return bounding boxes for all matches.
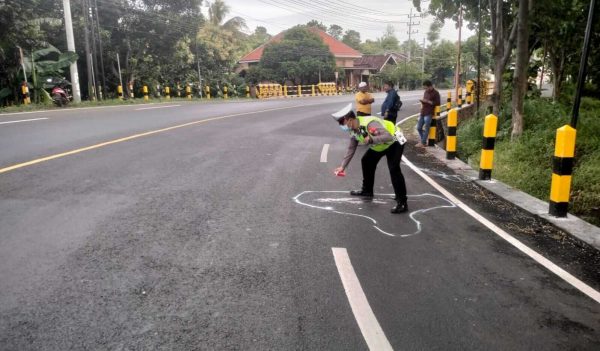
[350,190,374,197]
[391,201,408,214]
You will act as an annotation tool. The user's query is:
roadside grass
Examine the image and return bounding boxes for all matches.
[457,97,600,226]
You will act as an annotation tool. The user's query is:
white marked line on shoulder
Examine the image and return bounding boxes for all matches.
[320,144,330,163]
[332,248,394,351]
[401,155,600,304]
[0,117,49,125]
[135,104,181,111]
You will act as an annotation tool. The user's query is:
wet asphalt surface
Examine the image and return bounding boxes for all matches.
[0,94,598,350]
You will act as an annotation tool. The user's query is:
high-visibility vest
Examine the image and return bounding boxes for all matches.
[352,116,397,152]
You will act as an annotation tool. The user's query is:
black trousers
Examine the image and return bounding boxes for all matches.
[384,114,397,124]
[361,141,407,203]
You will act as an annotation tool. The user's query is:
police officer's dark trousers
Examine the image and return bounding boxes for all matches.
[361,141,407,203]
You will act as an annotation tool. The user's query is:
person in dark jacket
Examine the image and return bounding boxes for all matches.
[380,81,401,123]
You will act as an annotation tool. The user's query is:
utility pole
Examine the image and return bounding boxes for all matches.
[477,0,481,112]
[62,0,81,103]
[82,0,94,100]
[88,0,101,99]
[454,4,463,104]
[94,0,107,98]
[571,0,596,128]
[406,8,420,62]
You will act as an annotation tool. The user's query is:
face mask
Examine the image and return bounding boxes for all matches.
[340,124,350,132]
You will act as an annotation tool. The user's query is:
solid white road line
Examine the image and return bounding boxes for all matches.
[0,117,48,125]
[135,104,180,111]
[332,247,394,351]
[320,144,330,163]
[401,155,600,304]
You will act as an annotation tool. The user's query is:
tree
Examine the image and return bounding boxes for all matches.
[427,20,443,44]
[511,0,531,139]
[328,24,344,40]
[425,40,457,85]
[342,30,361,50]
[306,20,327,31]
[250,26,335,84]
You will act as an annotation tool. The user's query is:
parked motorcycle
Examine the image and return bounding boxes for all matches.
[46,78,71,107]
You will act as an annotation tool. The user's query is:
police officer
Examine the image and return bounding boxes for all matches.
[332,103,408,214]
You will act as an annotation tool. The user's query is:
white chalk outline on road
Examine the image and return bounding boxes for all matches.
[332,247,393,351]
[0,117,48,125]
[135,104,180,111]
[320,144,329,163]
[293,191,455,237]
[396,115,600,304]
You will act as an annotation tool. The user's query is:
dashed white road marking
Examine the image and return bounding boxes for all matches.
[135,104,180,111]
[332,247,393,351]
[0,117,48,125]
[320,144,329,163]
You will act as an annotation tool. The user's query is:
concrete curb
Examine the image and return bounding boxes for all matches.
[424,144,600,251]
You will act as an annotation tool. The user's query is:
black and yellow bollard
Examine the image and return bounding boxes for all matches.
[549,125,576,217]
[117,85,123,100]
[446,91,452,110]
[165,86,170,100]
[21,82,30,104]
[283,85,288,97]
[298,85,301,97]
[205,85,211,99]
[311,84,315,96]
[466,80,474,104]
[479,114,498,180]
[428,105,441,146]
[223,86,228,99]
[185,85,191,99]
[143,85,149,101]
[177,83,181,98]
[446,108,458,159]
[129,83,134,99]
[246,86,250,98]
[457,86,463,108]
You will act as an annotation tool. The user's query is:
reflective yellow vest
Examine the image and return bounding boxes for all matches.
[353,116,397,152]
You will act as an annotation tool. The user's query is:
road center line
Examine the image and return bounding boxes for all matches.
[320,144,329,163]
[0,117,49,125]
[0,104,319,175]
[397,113,600,303]
[135,104,180,111]
[332,247,394,351]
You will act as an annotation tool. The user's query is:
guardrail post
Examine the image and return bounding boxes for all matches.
[446,108,458,159]
[428,105,440,146]
[446,91,452,110]
[298,85,301,97]
[549,125,576,217]
[479,113,498,180]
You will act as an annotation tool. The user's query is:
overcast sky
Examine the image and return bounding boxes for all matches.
[203,0,475,44]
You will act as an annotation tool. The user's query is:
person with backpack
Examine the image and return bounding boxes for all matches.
[381,81,402,123]
[332,103,409,214]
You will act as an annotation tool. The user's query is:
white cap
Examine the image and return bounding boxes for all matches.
[358,82,367,88]
[331,103,353,122]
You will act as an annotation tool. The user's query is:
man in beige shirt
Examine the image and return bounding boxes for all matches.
[355,81,374,116]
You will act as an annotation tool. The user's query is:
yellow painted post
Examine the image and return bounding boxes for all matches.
[428,105,440,146]
[446,91,452,110]
[311,85,315,96]
[165,86,170,100]
[457,86,463,108]
[298,85,301,97]
[117,85,123,100]
[223,85,228,99]
[549,125,576,217]
[283,85,288,97]
[246,86,250,98]
[185,85,191,99]
[446,108,458,159]
[143,85,149,101]
[21,83,30,104]
[479,114,498,180]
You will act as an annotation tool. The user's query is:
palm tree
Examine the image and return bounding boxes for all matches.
[206,0,247,32]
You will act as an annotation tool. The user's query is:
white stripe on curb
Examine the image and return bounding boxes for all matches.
[332,247,394,351]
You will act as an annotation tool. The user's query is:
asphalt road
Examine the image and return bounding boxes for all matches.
[1,92,598,350]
